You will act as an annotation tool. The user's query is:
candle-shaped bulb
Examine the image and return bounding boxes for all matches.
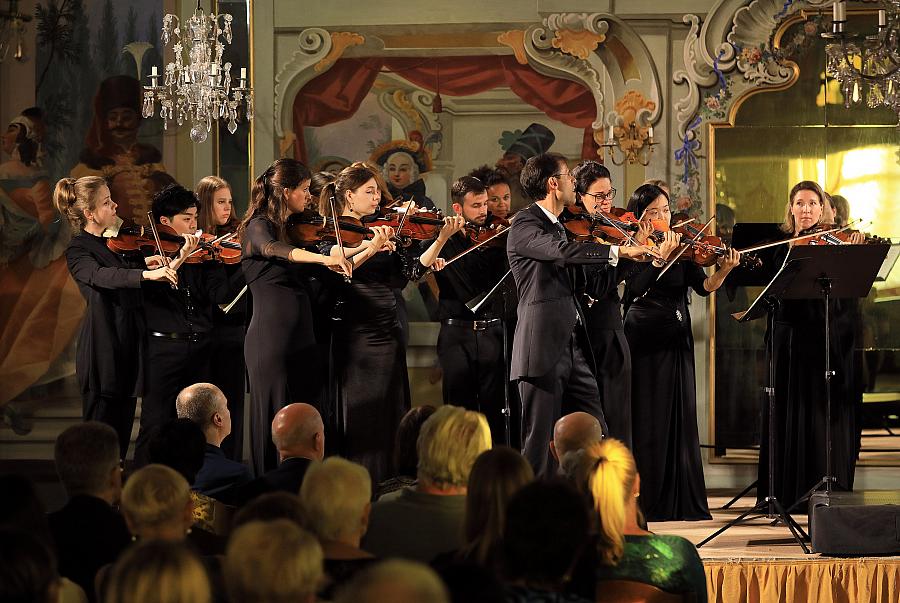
[648,126,654,139]
[151,65,158,76]
[879,10,887,28]
[240,67,247,79]
[608,125,615,141]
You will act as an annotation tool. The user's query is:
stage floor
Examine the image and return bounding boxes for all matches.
[650,493,899,561]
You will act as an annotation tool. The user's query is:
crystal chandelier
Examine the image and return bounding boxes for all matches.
[823,1,900,123]
[0,0,31,63]
[142,0,253,143]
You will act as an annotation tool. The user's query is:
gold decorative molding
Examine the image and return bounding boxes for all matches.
[497,30,527,65]
[614,90,656,128]
[551,28,605,60]
[392,90,425,133]
[279,132,296,158]
[314,31,364,73]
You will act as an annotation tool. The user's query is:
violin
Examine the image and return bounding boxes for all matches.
[463,213,510,249]
[795,223,888,246]
[106,221,184,258]
[286,209,375,248]
[366,207,446,243]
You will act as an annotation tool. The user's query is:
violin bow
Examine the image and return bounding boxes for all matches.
[655,215,715,281]
[146,211,178,289]
[328,194,351,282]
[425,225,510,276]
[185,231,235,260]
[735,225,845,255]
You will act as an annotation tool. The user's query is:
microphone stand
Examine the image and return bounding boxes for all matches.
[467,268,514,446]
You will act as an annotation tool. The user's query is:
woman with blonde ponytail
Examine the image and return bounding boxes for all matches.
[586,439,707,601]
[239,158,352,475]
[56,176,182,457]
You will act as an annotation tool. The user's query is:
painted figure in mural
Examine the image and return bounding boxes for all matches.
[370,140,436,210]
[496,122,555,214]
[0,110,84,416]
[70,75,169,226]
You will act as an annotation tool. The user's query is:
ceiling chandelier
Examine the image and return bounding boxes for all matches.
[823,1,900,123]
[142,0,253,143]
[0,0,31,62]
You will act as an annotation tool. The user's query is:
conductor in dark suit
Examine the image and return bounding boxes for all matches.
[506,153,654,474]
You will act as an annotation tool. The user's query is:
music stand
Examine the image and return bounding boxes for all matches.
[779,244,889,514]
[698,256,811,553]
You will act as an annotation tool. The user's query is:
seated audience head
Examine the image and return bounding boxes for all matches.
[225,519,323,603]
[550,411,603,463]
[0,474,52,548]
[461,447,534,568]
[502,479,590,590]
[300,457,372,546]
[336,559,450,603]
[121,464,193,541]
[271,403,325,462]
[175,383,231,447]
[104,540,210,603]
[585,438,640,565]
[232,492,306,531]
[394,405,436,478]
[0,529,60,603]
[519,152,571,204]
[147,418,207,484]
[417,405,492,491]
[54,421,122,503]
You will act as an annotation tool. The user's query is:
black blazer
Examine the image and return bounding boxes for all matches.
[235,456,313,504]
[506,203,611,380]
[66,232,146,396]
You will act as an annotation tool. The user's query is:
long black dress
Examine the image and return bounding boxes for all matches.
[319,242,427,485]
[757,246,859,507]
[242,216,322,476]
[623,261,711,521]
[65,231,146,458]
[583,260,638,448]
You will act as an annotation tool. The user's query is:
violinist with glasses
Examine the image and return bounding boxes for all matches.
[622,184,739,521]
[316,164,463,485]
[133,184,244,466]
[434,176,515,444]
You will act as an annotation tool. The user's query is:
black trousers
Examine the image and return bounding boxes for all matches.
[210,325,246,461]
[134,335,213,466]
[517,331,608,476]
[83,391,137,460]
[437,322,511,445]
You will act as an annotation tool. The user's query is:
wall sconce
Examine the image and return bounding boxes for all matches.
[0,0,31,62]
[597,122,658,166]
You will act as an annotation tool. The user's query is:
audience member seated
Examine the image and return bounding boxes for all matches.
[47,422,130,601]
[175,383,251,501]
[436,446,533,573]
[335,559,450,603]
[120,464,195,543]
[501,479,593,603]
[148,419,230,547]
[363,405,491,562]
[0,528,63,603]
[375,405,436,499]
[224,519,324,603]
[300,457,378,599]
[236,403,325,504]
[550,412,603,475]
[0,475,89,603]
[231,491,306,531]
[103,540,211,603]
[586,439,708,602]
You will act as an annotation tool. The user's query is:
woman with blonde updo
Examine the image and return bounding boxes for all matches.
[120,464,194,541]
[104,540,211,603]
[56,176,191,457]
[317,164,463,484]
[587,438,707,602]
[238,158,352,475]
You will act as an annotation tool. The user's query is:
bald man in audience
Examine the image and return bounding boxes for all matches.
[176,383,252,501]
[236,403,325,504]
[549,411,603,469]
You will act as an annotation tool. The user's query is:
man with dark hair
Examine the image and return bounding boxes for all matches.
[134,184,244,465]
[507,153,654,475]
[433,176,514,444]
[48,422,131,601]
[176,383,252,500]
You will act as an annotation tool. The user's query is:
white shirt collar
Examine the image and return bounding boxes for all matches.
[535,202,559,224]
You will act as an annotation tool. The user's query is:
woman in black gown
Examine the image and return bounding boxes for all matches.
[756,180,864,508]
[196,175,246,460]
[571,161,652,448]
[55,176,185,458]
[238,159,351,476]
[622,184,739,521]
[318,164,463,484]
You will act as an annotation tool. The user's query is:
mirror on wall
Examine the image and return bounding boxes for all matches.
[710,16,900,465]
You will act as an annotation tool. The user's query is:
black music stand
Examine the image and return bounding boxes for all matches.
[780,244,889,514]
[698,255,811,553]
